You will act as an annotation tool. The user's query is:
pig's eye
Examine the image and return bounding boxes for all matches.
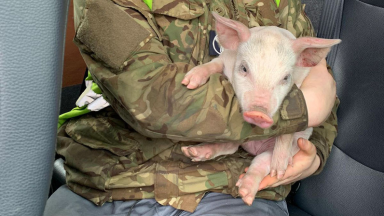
[283,75,290,81]
[241,65,247,73]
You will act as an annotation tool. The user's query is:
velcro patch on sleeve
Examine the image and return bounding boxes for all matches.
[76,0,152,70]
[280,85,307,120]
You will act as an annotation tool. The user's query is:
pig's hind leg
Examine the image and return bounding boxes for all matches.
[181,58,224,89]
[236,149,273,206]
[181,142,240,162]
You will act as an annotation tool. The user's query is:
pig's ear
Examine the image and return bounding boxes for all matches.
[212,12,251,50]
[292,37,341,67]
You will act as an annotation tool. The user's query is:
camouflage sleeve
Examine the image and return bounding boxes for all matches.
[73,0,310,143]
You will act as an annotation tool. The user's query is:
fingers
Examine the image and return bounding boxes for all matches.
[243,166,293,190]
[241,138,317,191]
[298,138,316,156]
[257,163,302,190]
[258,173,303,190]
[269,174,302,188]
[258,175,277,191]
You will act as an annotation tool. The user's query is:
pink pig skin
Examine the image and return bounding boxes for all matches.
[181,12,340,206]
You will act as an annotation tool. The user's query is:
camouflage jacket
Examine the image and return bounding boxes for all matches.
[58,0,339,212]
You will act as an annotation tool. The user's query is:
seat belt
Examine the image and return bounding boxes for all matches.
[317,0,345,68]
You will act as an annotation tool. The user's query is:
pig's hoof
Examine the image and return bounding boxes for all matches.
[181,145,215,162]
[270,153,291,179]
[181,67,210,89]
[236,173,262,206]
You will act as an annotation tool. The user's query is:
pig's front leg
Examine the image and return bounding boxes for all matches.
[181,58,224,89]
[236,149,273,206]
[270,134,294,179]
[181,142,240,162]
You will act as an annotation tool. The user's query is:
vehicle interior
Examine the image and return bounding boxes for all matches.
[1,0,383,215]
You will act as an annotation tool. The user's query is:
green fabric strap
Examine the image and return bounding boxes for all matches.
[92,82,102,94]
[58,106,90,128]
[276,0,280,7]
[143,0,152,10]
[86,71,102,94]
[57,71,101,128]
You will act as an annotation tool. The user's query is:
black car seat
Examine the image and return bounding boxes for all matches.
[0,0,69,216]
[289,0,384,215]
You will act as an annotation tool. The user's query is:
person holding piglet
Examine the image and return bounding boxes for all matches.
[45,0,338,215]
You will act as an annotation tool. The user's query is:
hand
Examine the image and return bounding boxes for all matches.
[239,138,320,191]
[259,138,320,190]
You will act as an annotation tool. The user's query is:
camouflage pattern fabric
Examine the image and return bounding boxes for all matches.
[57,0,339,212]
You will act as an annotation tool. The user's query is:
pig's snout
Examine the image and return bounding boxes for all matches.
[243,108,273,129]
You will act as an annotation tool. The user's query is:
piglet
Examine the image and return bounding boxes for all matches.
[181,12,340,205]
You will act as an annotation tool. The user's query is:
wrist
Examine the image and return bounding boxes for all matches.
[312,155,321,174]
[301,155,321,180]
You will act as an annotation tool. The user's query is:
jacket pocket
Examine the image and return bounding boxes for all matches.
[65,109,174,160]
[65,114,140,156]
[74,0,154,71]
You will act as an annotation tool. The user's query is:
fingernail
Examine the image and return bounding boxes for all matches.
[298,138,303,145]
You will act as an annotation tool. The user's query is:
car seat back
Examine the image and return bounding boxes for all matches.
[294,0,384,215]
[0,1,69,215]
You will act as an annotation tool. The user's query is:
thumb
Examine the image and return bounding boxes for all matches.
[298,138,316,155]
